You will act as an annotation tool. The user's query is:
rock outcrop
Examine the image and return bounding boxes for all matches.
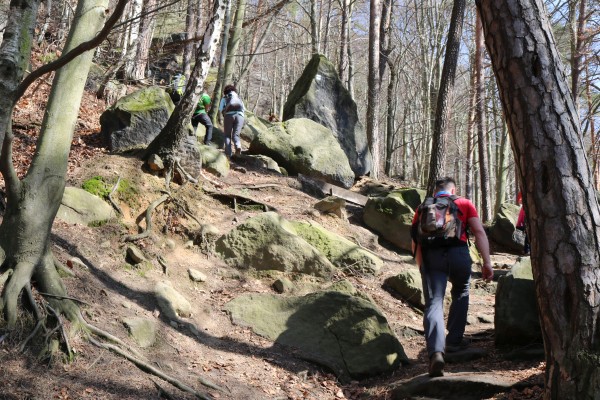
[495,257,542,346]
[215,212,337,278]
[283,54,372,177]
[290,220,382,275]
[225,280,407,381]
[100,86,190,153]
[362,188,425,252]
[488,203,526,254]
[248,118,354,188]
[56,187,116,226]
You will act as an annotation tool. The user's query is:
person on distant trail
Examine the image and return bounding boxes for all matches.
[192,88,213,145]
[411,177,493,377]
[218,84,245,159]
[168,72,186,104]
[516,192,530,255]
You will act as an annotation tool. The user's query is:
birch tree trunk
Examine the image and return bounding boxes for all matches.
[477,1,600,398]
[146,0,226,166]
[209,0,232,123]
[366,0,381,178]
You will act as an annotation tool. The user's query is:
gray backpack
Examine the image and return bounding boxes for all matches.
[224,92,243,112]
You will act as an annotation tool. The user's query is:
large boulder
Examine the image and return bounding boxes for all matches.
[100,86,191,152]
[225,280,407,381]
[215,212,337,278]
[248,118,355,188]
[384,269,425,310]
[363,189,426,252]
[56,187,116,226]
[198,143,229,177]
[290,220,382,275]
[488,203,525,254]
[495,257,542,346]
[283,54,372,177]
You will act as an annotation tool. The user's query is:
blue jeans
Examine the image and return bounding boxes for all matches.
[420,245,471,357]
[223,113,244,157]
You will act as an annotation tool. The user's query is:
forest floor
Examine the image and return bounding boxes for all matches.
[0,82,545,400]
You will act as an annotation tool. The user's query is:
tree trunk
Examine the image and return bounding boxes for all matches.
[384,59,397,176]
[309,0,318,54]
[425,0,466,195]
[477,1,600,398]
[346,2,355,97]
[222,0,247,85]
[338,0,349,84]
[183,0,197,79]
[124,0,143,80]
[131,0,157,82]
[494,96,509,214]
[209,0,232,123]
[0,0,111,328]
[366,0,381,179]
[475,11,491,221]
[146,0,226,165]
[378,0,392,82]
[569,0,587,105]
[465,56,476,199]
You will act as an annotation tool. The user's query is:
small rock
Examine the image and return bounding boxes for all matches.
[314,196,347,219]
[126,245,147,264]
[467,315,478,326]
[273,277,294,293]
[478,314,494,324]
[188,268,207,283]
[147,154,164,171]
[154,281,192,319]
[122,317,157,348]
[170,321,179,328]
[165,239,176,250]
[100,241,111,249]
[189,324,200,336]
[200,224,220,238]
[184,240,195,249]
[121,301,133,309]
[69,257,88,270]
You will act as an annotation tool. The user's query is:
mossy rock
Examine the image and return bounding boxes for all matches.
[225,280,407,381]
[385,269,425,310]
[363,190,424,252]
[100,86,193,152]
[248,118,354,188]
[57,187,116,226]
[290,220,382,275]
[495,257,541,346]
[198,144,229,177]
[215,212,337,278]
[283,54,372,176]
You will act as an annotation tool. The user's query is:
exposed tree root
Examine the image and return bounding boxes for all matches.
[38,292,91,307]
[175,159,198,184]
[87,336,213,400]
[53,255,75,277]
[198,376,227,393]
[108,176,124,215]
[122,193,170,242]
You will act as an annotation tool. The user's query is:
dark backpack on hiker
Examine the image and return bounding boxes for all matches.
[414,195,464,248]
[224,92,243,112]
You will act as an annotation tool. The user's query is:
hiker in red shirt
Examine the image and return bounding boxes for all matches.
[411,177,493,377]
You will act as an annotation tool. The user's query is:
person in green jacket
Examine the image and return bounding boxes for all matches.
[192,90,213,145]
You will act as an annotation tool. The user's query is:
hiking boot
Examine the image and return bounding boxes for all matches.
[235,147,242,156]
[429,352,444,377]
[446,338,470,353]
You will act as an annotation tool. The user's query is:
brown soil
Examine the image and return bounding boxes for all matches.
[0,87,544,400]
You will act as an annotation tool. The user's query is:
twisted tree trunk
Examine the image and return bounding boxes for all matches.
[0,0,112,329]
[477,0,600,398]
